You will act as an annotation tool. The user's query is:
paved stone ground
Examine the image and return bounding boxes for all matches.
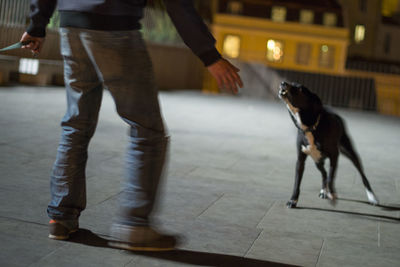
[0,86,399,267]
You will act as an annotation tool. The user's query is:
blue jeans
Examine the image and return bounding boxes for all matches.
[47,28,168,226]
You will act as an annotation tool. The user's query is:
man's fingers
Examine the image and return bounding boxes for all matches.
[221,74,238,94]
[226,72,239,93]
[20,32,44,55]
[224,59,241,73]
[22,42,32,49]
[220,73,230,90]
[215,68,239,93]
[207,58,243,94]
[232,65,240,72]
[21,41,39,52]
[214,76,224,90]
[225,67,242,92]
[231,70,243,88]
[225,62,243,89]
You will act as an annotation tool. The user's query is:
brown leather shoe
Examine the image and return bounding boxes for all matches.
[108,224,179,251]
[48,219,79,240]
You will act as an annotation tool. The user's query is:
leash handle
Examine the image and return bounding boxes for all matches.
[0,40,33,52]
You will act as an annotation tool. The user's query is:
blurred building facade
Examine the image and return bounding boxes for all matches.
[204,0,400,116]
[341,0,400,62]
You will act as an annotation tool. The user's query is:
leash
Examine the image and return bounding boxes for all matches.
[0,41,32,52]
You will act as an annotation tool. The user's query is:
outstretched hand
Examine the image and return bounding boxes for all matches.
[207,58,243,94]
[20,32,45,55]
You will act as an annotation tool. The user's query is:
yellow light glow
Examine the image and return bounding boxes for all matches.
[267,40,275,50]
[222,35,241,58]
[354,25,366,43]
[266,39,284,62]
[319,45,335,68]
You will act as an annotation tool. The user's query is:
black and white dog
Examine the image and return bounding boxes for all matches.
[278,81,379,208]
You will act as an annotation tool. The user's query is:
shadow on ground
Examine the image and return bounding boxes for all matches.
[68,229,296,267]
[298,198,400,223]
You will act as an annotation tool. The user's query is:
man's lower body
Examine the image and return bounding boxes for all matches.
[47,27,176,250]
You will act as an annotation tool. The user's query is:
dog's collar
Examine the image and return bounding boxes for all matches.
[303,114,321,133]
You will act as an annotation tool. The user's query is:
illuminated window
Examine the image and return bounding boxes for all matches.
[299,10,314,24]
[271,6,287,22]
[354,24,366,43]
[222,35,241,58]
[19,58,39,75]
[266,39,284,62]
[227,1,243,15]
[296,43,311,65]
[323,12,337,26]
[319,45,335,68]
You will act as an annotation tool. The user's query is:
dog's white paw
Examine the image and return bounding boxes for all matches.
[286,200,298,208]
[302,144,322,162]
[319,189,328,199]
[366,190,379,205]
[301,145,310,154]
[327,192,337,206]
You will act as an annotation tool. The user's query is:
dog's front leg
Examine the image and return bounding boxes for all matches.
[327,153,339,203]
[287,152,307,208]
[315,160,328,199]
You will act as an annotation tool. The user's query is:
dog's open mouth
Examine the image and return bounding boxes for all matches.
[279,88,287,99]
[278,82,289,99]
[278,85,289,101]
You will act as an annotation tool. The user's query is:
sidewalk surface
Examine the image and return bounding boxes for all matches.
[0,86,399,267]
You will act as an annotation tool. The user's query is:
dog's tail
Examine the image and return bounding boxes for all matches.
[339,132,373,192]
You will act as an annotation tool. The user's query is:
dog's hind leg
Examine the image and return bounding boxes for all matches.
[287,152,307,208]
[339,133,379,205]
[315,160,328,199]
[327,153,339,204]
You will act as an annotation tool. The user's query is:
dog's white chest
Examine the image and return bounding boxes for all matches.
[285,103,322,162]
[302,132,322,162]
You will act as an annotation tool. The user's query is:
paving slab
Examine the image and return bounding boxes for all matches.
[0,217,65,267]
[30,237,136,267]
[379,221,400,249]
[245,230,323,267]
[0,188,49,224]
[161,219,263,257]
[317,238,400,267]
[197,194,274,228]
[257,201,380,247]
[155,186,223,222]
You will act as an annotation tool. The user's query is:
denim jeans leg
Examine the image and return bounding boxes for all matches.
[79,29,168,226]
[47,28,103,221]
